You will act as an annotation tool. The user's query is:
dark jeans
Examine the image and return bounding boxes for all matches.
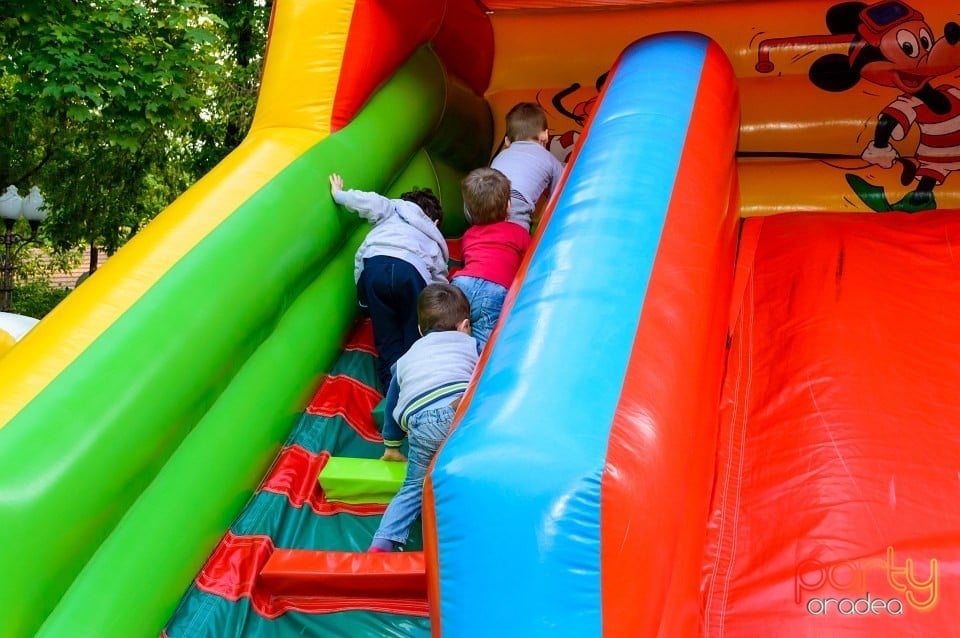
[381,372,404,447]
[358,255,426,390]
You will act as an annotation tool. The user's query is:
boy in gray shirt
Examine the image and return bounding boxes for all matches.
[370,283,478,552]
[490,102,566,232]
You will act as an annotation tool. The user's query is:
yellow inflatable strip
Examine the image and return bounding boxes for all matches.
[0,330,13,360]
[0,0,356,428]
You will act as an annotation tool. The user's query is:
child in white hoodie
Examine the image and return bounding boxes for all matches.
[330,174,449,390]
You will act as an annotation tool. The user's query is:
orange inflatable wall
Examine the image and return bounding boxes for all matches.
[483,0,960,215]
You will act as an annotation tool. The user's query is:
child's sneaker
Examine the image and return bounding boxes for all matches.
[368,538,395,552]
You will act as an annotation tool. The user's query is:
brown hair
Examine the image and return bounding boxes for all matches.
[505,102,548,143]
[417,283,470,333]
[461,168,510,225]
[401,187,443,224]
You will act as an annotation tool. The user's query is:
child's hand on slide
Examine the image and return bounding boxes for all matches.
[329,173,344,197]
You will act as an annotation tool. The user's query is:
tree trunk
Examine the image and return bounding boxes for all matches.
[88,241,99,273]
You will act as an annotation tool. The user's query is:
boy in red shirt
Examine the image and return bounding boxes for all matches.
[451,168,531,351]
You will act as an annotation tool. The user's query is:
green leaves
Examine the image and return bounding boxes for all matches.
[3,1,224,146]
[0,0,271,280]
[66,105,93,121]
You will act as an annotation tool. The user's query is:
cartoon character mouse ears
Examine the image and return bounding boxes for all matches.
[755,0,925,74]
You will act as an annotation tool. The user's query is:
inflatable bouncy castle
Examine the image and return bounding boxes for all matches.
[1,1,959,636]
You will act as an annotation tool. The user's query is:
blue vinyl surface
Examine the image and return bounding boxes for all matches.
[430,33,710,637]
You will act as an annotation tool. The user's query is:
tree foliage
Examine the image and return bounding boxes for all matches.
[0,0,271,271]
[12,280,72,318]
[184,0,272,176]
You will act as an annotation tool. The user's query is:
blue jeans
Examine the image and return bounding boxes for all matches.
[452,275,507,351]
[357,256,427,390]
[372,405,454,546]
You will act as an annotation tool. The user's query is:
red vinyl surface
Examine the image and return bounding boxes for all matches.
[331,0,492,131]
[704,211,960,635]
[261,549,426,599]
[599,39,740,638]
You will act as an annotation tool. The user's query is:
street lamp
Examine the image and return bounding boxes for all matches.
[0,185,47,312]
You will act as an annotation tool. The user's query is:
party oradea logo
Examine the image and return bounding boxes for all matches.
[795,547,938,616]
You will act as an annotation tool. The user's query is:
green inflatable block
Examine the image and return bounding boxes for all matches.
[319,456,407,504]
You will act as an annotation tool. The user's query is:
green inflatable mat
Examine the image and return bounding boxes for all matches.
[319,456,407,504]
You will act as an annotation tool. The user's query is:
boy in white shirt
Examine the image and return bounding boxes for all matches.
[329,174,448,390]
[370,283,478,552]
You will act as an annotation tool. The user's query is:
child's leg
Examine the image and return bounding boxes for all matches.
[452,276,507,351]
[358,259,398,389]
[370,405,454,549]
[359,256,425,389]
[394,265,426,359]
[380,372,405,448]
[473,283,507,350]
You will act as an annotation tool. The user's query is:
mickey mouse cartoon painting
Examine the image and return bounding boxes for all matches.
[551,71,609,128]
[535,72,610,163]
[811,1,960,212]
[760,1,960,212]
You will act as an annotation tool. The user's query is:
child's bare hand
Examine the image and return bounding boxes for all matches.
[329,173,344,197]
[381,448,407,463]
